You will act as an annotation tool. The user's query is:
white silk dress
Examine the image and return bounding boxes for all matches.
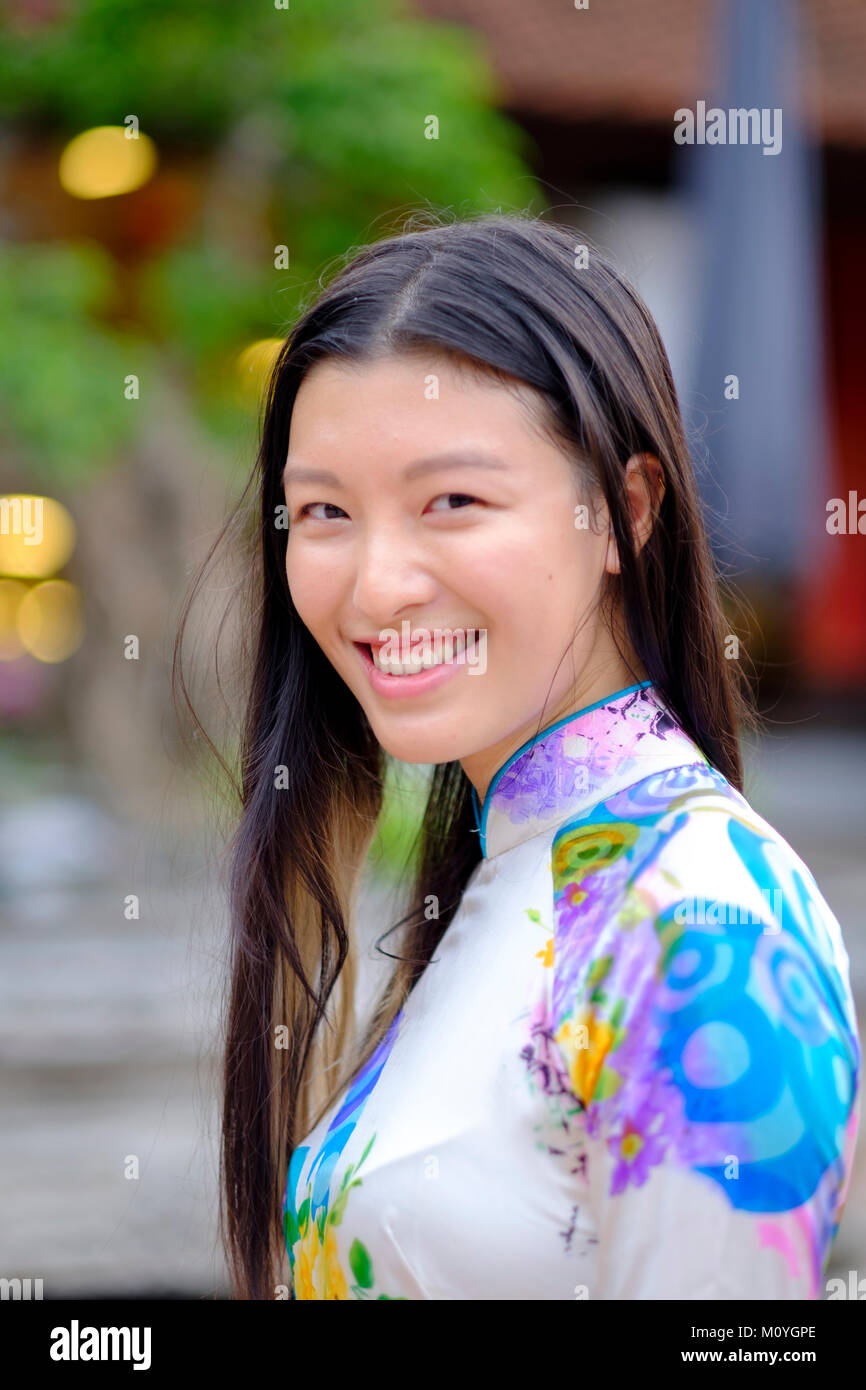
[282,682,861,1300]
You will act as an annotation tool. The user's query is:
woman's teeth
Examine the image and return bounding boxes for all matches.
[370,631,477,675]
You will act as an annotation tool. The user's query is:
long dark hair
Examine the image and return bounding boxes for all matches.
[174,210,755,1300]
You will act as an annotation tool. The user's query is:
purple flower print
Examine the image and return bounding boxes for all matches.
[605,1090,673,1193]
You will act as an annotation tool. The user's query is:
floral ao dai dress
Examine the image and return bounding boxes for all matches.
[283,682,861,1300]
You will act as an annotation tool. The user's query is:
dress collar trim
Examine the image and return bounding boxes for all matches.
[469,681,709,859]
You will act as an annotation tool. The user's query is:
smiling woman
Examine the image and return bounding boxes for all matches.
[175,212,860,1301]
[281,351,659,781]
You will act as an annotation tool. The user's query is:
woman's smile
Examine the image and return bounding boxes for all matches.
[354,637,468,698]
[351,627,486,699]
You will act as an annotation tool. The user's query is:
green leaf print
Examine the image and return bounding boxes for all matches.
[609,997,626,1029]
[349,1237,374,1288]
[296,1196,310,1235]
[357,1131,377,1168]
[587,955,613,987]
[594,1067,622,1101]
[331,1131,377,1226]
[284,1205,299,1249]
[331,1178,363,1228]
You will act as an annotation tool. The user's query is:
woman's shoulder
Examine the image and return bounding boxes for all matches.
[550,758,849,973]
[548,757,861,1107]
[546,760,861,1244]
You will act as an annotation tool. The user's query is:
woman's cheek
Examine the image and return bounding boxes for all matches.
[286,555,340,634]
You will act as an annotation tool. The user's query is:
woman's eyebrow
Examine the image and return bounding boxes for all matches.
[403,451,511,481]
[282,451,511,488]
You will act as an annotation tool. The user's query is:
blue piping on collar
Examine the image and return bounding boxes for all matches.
[469,681,654,858]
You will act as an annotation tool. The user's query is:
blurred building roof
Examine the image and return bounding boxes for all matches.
[413,0,866,147]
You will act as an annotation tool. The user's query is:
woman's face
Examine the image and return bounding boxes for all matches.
[283,351,634,798]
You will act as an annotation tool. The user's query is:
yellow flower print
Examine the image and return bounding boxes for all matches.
[293,1220,320,1301]
[316,1224,350,1300]
[619,1122,644,1164]
[293,1219,351,1300]
[525,907,555,967]
[564,882,588,912]
[536,937,555,968]
[555,1006,616,1105]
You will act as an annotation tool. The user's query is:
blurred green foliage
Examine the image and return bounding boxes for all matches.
[0,240,151,486]
[0,0,541,487]
[368,758,431,885]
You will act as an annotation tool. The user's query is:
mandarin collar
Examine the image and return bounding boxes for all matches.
[469,681,708,859]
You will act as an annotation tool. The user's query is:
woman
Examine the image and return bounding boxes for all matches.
[180,213,860,1300]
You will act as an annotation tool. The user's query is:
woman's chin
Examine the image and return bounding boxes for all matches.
[373,723,476,769]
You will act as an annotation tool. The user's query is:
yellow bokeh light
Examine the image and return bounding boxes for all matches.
[17,580,84,664]
[236,339,284,402]
[0,579,27,661]
[59,125,158,199]
[0,495,76,579]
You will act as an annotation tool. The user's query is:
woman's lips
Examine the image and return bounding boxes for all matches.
[353,639,470,700]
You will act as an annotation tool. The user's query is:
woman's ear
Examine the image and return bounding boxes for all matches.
[604,453,666,574]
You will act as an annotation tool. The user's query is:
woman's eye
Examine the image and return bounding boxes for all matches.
[427,493,479,512]
[298,502,348,521]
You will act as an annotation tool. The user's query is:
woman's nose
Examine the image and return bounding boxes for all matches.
[351,526,438,628]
